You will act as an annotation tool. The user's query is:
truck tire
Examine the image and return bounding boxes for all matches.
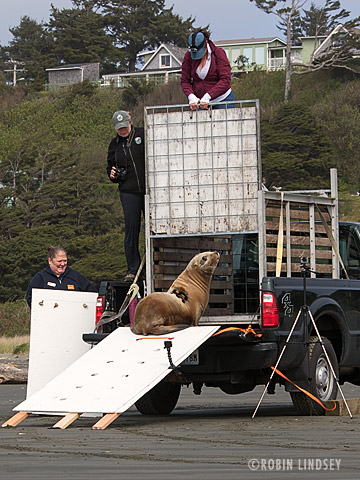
[290,336,338,416]
[135,381,181,415]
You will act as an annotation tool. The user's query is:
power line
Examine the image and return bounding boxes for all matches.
[4,59,26,86]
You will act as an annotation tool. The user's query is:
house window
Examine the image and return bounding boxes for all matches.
[160,54,171,68]
[231,48,241,65]
[255,47,265,65]
[243,47,253,63]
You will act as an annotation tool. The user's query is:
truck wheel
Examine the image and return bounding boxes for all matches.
[290,336,338,416]
[135,381,181,415]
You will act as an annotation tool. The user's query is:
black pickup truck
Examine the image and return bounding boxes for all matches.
[84,221,360,417]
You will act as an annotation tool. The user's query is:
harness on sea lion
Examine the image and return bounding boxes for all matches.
[170,287,189,303]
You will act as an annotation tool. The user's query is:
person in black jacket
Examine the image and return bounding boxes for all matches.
[26,246,96,307]
[107,110,145,282]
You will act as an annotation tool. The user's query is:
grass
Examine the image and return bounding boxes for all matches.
[339,193,360,222]
[0,299,30,353]
[0,335,30,354]
[0,299,30,337]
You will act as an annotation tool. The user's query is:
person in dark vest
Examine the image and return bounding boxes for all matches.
[26,246,96,307]
[107,110,145,282]
[181,29,235,110]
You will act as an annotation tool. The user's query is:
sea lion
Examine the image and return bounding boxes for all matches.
[131,251,220,335]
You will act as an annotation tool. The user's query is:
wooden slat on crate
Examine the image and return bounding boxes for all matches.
[153,265,232,276]
[153,236,232,251]
[204,307,233,315]
[153,280,232,290]
[266,234,332,247]
[153,252,232,264]
[266,207,331,222]
[267,262,332,274]
[266,221,329,234]
[266,248,333,259]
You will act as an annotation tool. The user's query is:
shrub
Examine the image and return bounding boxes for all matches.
[0,299,30,337]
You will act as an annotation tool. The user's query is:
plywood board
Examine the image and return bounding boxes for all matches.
[26,289,97,398]
[15,326,219,415]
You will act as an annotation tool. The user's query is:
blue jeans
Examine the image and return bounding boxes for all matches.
[212,91,235,109]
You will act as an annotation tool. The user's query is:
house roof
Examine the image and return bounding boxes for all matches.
[313,24,346,57]
[102,67,182,78]
[215,37,286,46]
[313,24,360,59]
[46,62,99,71]
[142,43,187,70]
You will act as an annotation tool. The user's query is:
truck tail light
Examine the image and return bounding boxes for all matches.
[96,295,105,326]
[261,292,279,328]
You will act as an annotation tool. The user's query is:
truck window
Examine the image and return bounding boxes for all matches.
[232,233,259,313]
[339,224,360,279]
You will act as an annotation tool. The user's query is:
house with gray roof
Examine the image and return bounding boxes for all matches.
[45,62,100,90]
[101,44,187,88]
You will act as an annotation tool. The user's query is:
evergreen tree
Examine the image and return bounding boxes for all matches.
[261,103,334,190]
[47,4,121,72]
[102,0,195,71]
[1,16,56,89]
[300,1,350,37]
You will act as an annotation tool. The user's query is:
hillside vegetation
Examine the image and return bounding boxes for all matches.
[0,70,359,304]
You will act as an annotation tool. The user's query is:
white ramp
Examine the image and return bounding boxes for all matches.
[14,326,218,418]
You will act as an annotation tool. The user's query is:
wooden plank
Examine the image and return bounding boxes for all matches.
[92,413,121,430]
[204,307,233,315]
[266,234,331,246]
[2,412,29,428]
[153,280,233,290]
[267,233,310,245]
[325,398,360,416]
[314,264,333,273]
[267,200,331,211]
[207,294,233,303]
[153,251,232,263]
[153,251,194,262]
[266,248,332,259]
[267,208,309,220]
[153,265,232,276]
[267,262,332,273]
[53,413,80,429]
[266,221,328,234]
[286,202,292,277]
[153,237,232,251]
[266,207,331,222]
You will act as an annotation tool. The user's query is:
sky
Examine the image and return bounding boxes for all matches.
[1,0,360,46]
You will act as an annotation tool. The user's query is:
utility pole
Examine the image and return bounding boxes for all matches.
[4,59,26,86]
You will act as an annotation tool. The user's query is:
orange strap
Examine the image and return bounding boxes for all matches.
[271,366,337,411]
[212,326,262,338]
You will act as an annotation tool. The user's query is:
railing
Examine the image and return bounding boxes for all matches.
[268,55,304,71]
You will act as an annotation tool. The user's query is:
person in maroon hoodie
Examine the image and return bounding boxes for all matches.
[181,29,234,110]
